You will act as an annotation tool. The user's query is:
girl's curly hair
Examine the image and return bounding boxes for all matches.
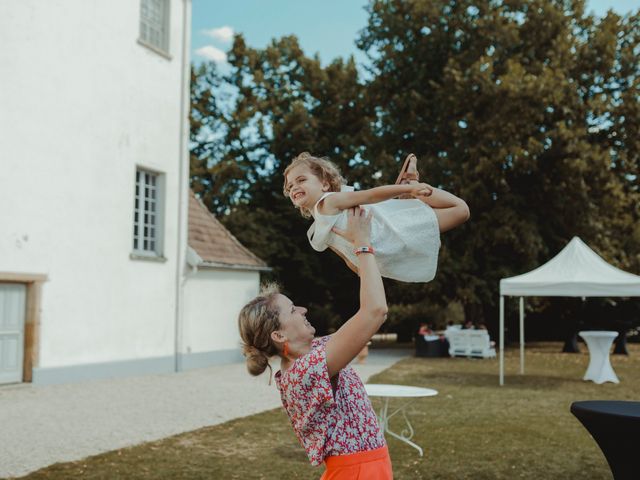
[283,152,346,218]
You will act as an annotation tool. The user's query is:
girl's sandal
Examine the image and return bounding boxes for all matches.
[395,154,420,198]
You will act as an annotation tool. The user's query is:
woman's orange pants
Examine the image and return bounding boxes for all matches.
[320,446,393,479]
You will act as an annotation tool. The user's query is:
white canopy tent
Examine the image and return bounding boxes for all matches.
[498,236,640,385]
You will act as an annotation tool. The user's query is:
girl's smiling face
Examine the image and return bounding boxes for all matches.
[285,164,329,212]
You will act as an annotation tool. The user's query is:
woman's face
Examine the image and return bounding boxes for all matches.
[273,294,315,346]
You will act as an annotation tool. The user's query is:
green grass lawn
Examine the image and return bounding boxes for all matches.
[12,342,639,480]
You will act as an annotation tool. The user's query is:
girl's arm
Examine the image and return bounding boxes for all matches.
[325,207,388,378]
[319,183,431,215]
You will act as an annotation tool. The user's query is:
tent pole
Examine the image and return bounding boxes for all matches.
[499,295,505,386]
[519,296,525,374]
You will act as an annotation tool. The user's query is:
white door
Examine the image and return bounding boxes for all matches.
[0,284,26,384]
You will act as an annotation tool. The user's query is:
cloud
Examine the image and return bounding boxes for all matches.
[194,45,227,63]
[202,26,234,43]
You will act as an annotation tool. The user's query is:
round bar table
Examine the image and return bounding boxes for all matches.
[578,331,619,384]
[571,401,640,480]
[365,384,438,456]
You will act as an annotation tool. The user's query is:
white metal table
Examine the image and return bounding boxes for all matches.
[365,384,438,456]
[578,331,619,384]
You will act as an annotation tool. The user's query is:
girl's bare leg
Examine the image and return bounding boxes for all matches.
[403,156,470,233]
[422,187,470,233]
[329,245,359,275]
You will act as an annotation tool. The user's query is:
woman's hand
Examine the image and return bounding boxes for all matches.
[331,206,372,246]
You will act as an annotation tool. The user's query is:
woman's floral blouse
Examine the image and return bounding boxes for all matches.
[275,336,385,465]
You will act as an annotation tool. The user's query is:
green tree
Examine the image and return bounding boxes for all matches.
[359,0,640,331]
[190,35,376,332]
[190,1,640,339]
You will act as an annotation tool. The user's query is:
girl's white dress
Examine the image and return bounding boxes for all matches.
[307,188,441,283]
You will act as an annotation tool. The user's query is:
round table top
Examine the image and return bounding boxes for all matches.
[571,400,640,419]
[578,330,619,339]
[365,384,438,398]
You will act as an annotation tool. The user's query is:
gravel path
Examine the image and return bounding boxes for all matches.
[0,348,409,478]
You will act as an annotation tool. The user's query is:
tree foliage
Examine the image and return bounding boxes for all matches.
[190,0,640,337]
[190,36,376,331]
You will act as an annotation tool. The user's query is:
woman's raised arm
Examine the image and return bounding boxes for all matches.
[325,207,388,378]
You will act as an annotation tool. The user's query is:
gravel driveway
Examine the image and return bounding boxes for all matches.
[0,348,409,478]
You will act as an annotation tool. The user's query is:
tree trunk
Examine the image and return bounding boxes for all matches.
[562,332,580,353]
[613,330,629,355]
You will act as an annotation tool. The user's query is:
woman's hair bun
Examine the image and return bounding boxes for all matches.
[243,345,270,376]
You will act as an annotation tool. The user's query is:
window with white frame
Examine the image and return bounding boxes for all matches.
[139,0,170,54]
[133,169,164,257]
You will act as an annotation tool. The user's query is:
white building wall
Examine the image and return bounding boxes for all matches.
[182,269,260,364]
[0,1,191,374]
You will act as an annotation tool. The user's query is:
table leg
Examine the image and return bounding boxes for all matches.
[583,337,619,384]
[376,397,424,457]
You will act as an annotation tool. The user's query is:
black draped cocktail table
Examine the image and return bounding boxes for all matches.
[570,401,640,480]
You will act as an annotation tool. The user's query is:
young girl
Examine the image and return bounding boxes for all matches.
[283,152,470,282]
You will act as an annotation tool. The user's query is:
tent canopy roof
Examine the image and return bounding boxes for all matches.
[500,237,640,297]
